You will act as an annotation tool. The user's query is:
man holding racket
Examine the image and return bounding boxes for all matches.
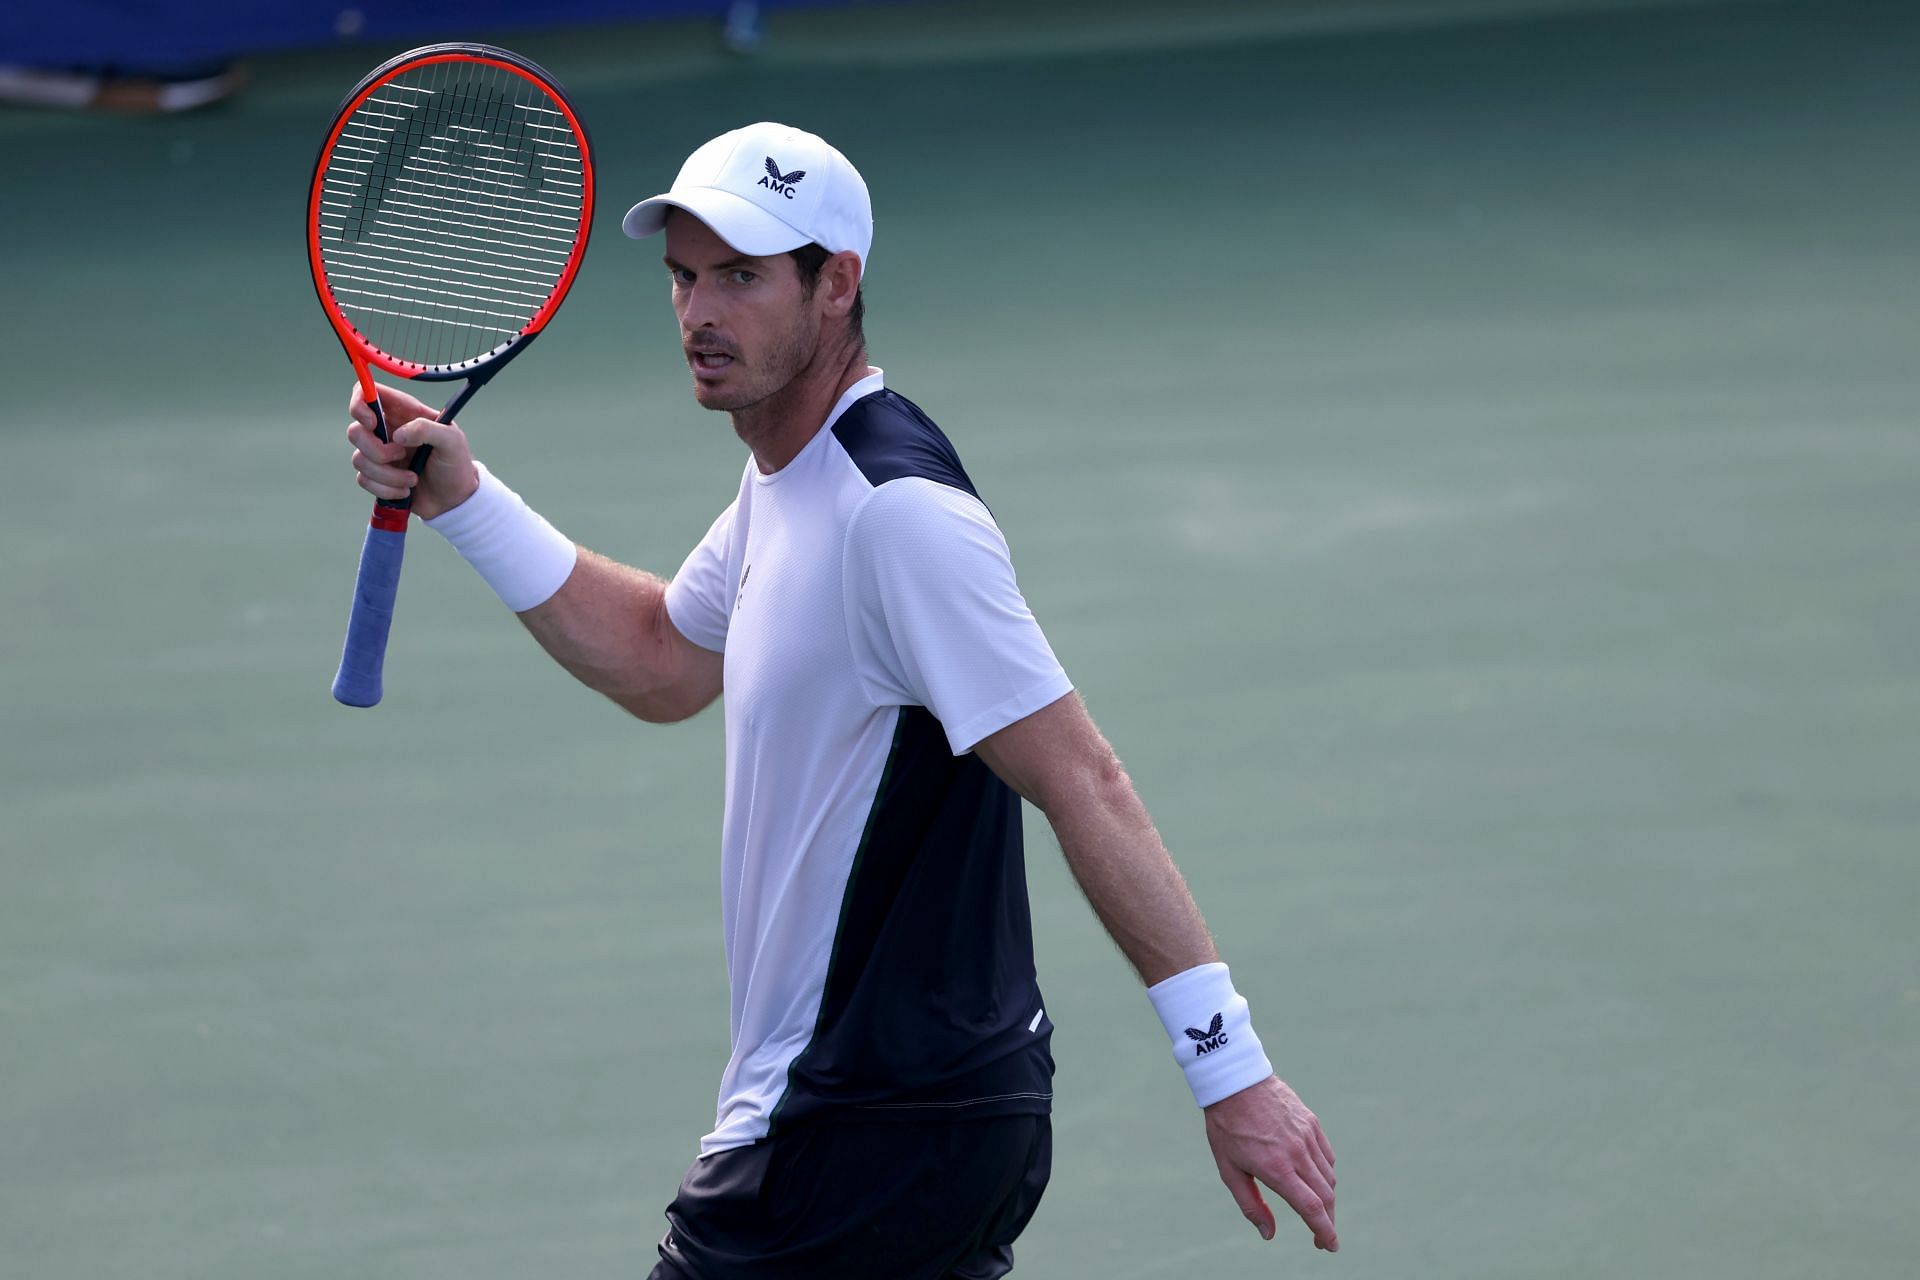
[346,122,1335,1278]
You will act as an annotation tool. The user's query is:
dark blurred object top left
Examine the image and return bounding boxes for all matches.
[0,0,828,66]
[0,62,247,114]
[0,0,836,113]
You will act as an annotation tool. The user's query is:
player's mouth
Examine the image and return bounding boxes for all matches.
[687,345,737,376]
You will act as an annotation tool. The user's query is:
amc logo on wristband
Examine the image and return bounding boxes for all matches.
[1185,1013,1228,1056]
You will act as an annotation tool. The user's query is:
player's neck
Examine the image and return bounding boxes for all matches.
[735,339,872,475]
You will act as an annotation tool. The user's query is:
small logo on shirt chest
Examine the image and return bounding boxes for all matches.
[734,563,751,612]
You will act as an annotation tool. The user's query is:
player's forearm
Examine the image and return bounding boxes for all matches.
[418,461,716,722]
[517,549,708,722]
[1044,752,1220,986]
[975,696,1220,983]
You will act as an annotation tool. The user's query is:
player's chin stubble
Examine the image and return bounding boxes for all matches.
[697,315,818,414]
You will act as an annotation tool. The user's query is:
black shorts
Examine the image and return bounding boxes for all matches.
[648,1114,1051,1280]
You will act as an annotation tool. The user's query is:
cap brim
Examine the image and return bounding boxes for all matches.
[621,187,812,255]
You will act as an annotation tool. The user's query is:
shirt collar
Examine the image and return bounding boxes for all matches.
[752,368,887,485]
[821,367,886,434]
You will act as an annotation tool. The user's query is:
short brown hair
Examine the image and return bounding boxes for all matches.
[789,243,865,341]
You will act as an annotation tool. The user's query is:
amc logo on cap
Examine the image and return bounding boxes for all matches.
[759,157,806,199]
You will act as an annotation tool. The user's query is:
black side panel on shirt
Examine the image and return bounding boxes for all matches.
[831,388,981,499]
[770,706,1053,1129]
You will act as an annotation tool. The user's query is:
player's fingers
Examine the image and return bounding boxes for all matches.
[374,386,437,426]
[352,445,418,490]
[1214,1161,1276,1242]
[1260,1133,1335,1221]
[359,458,422,498]
[389,415,466,453]
[347,384,391,433]
[346,421,408,466]
[1314,1121,1336,1170]
[347,382,435,435]
[1267,1170,1338,1252]
[1305,1127,1336,1191]
[356,470,414,502]
[1296,1151,1336,1218]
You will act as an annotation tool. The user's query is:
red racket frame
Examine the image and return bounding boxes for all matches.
[308,45,594,389]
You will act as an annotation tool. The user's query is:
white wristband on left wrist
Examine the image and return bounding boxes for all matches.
[1147,961,1275,1108]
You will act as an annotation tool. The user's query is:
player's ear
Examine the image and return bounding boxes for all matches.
[821,250,862,317]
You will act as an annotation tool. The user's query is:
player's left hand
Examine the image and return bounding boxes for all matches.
[1204,1075,1338,1252]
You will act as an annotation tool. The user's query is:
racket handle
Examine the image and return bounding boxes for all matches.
[331,508,409,707]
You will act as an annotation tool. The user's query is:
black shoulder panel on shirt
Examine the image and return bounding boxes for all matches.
[832,389,980,499]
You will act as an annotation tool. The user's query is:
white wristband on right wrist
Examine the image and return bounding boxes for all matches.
[1147,961,1275,1108]
[423,461,577,612]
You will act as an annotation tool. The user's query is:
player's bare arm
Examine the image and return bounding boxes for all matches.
[514,550,722,724]
[347,381,722,724]
[975,693,1340,1254]
[974,693,1215,984]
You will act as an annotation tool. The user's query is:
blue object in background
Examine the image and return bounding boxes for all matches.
[2,0,858,67]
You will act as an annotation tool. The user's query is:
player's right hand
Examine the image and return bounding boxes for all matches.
[347,382,480,521]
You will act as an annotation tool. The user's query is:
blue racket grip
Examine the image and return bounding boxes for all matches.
[331,510,409,707]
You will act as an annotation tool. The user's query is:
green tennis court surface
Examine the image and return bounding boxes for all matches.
[3,1,1914,1275]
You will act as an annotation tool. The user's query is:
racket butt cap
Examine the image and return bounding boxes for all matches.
[331,671,383,707]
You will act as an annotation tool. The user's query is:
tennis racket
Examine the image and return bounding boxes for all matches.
[309,42,594,707]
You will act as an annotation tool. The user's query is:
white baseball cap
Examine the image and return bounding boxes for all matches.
[622,122,873,275]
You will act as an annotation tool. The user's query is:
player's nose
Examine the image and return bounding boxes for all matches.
[678,278,725,331]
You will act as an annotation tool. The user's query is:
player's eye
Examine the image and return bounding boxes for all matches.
[729,270,757,286]
[670,267,694,285]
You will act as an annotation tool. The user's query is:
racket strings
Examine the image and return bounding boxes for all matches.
[315,56,587,371]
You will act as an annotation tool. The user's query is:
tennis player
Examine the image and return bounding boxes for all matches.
[345,122,1336,1278]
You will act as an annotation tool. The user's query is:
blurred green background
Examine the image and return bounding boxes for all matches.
[3,0,1915,1276]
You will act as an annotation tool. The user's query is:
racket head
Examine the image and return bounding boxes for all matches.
[307,43,594,390]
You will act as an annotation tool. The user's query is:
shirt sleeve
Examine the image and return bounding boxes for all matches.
[844,477,1073,755]
[664,498,738,653]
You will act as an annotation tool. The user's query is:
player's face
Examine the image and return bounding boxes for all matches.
[663,211,821,413]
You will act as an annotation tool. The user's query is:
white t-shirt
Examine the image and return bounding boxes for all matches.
[665,371,1072,1155]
